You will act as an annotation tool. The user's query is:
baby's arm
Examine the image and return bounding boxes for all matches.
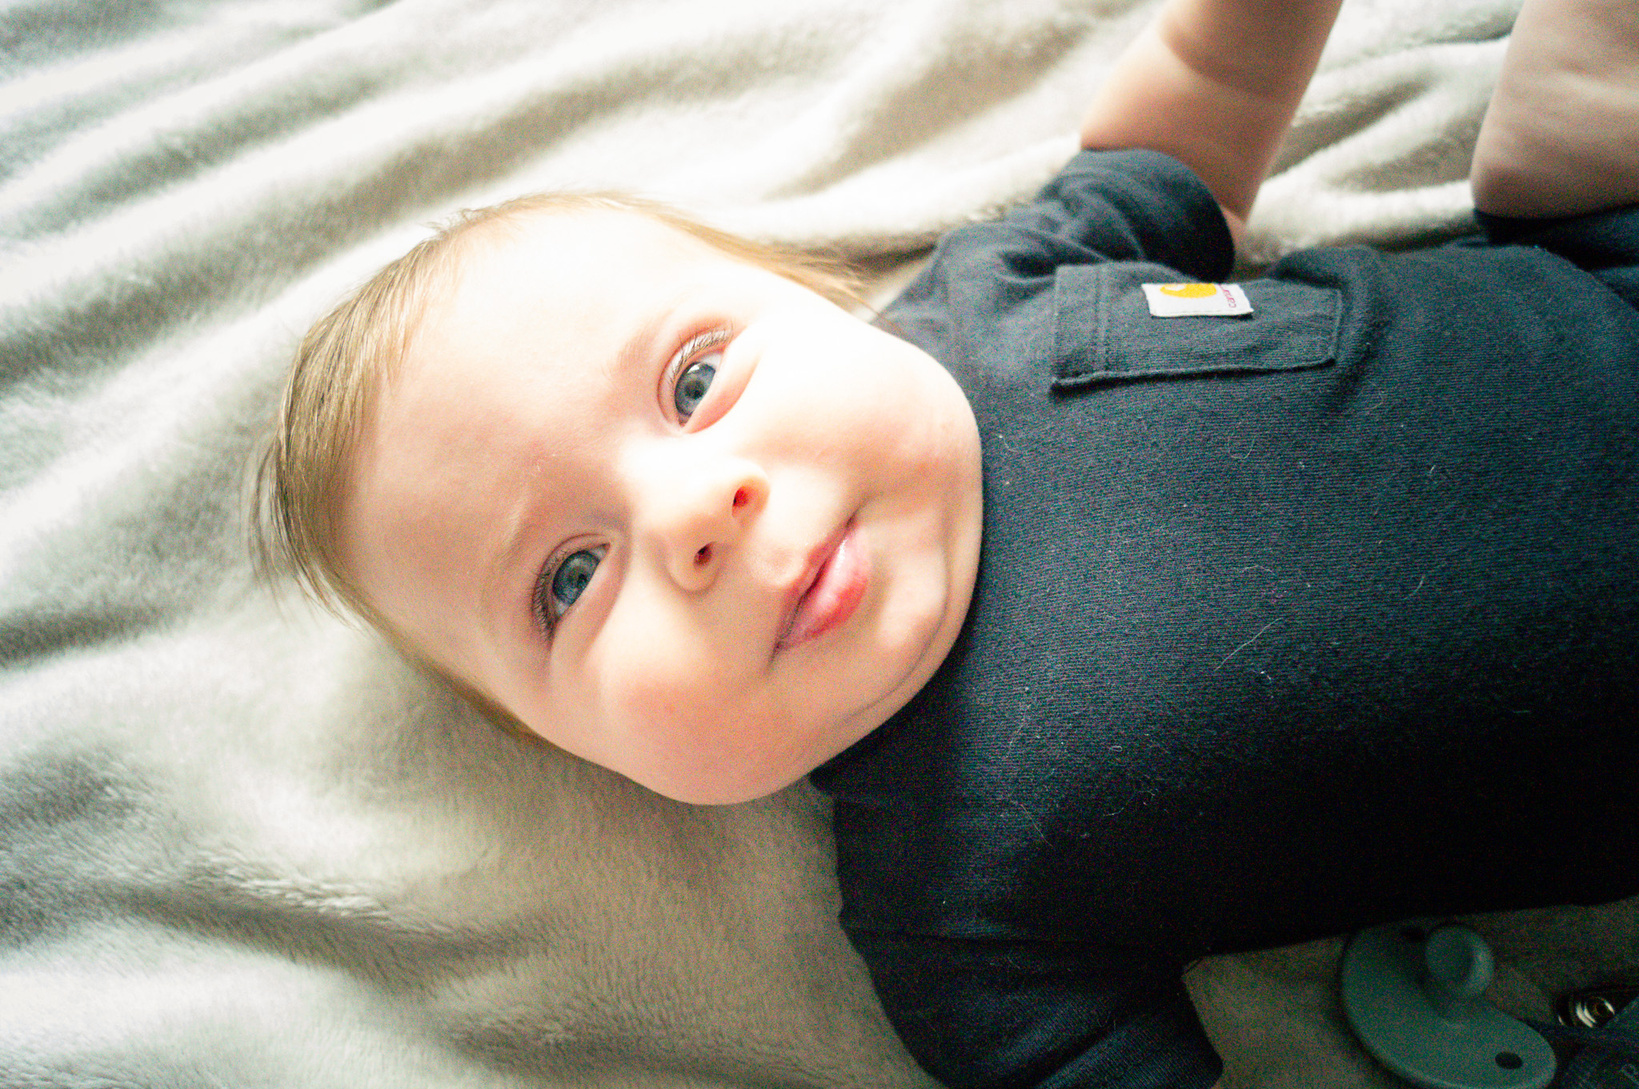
[1470,0,1639,218]
[1078,0,1345,235]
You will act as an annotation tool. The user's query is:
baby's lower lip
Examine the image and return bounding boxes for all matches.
[778,524,868,651]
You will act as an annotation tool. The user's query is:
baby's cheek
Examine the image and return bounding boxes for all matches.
[600,674,764,804]
[598,642,720,747]
[616,662,721,741]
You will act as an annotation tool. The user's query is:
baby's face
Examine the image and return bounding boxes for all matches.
[338,209,983,804]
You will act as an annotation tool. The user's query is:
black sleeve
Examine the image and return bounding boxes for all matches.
[849,931,1222,1089]
[947,149,1236,283]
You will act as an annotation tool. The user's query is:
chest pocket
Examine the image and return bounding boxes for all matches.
[1051,263,1342,390]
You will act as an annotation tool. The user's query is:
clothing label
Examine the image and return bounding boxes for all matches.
[1142,282,1253,317]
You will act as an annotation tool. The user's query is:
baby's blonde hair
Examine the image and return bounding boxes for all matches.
[255,191,862,639]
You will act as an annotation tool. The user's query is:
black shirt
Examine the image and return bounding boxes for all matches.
[812,149,1639,1089]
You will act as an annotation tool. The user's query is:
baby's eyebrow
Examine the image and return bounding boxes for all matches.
[482,494,558,646]
[607,288,694,382]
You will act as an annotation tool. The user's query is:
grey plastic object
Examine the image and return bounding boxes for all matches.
[1341,920,1556,1089]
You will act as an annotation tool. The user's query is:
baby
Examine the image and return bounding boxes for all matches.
[261,0,1639,1085]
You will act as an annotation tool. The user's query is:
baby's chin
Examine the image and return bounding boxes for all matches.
[627,752,813,807]
[608,706,885,806]
[651,768,809,807]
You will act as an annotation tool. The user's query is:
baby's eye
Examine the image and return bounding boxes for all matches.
[668,329,730,422]
[535,546,606,629]
[674,353,718,419]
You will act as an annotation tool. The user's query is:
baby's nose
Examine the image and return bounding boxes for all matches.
[646,459,766,591]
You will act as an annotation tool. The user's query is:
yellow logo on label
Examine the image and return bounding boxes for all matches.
[1142,281,1253,317]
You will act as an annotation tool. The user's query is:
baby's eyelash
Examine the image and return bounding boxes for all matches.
[668,328,732,376]
[532,557,563,635]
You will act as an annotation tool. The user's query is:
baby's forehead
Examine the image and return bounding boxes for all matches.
[401,207,736,392]
[469,203,722,271]
[413,207,759,365]
[430,211,704,330]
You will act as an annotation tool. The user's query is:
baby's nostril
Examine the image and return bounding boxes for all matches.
[732,487,749,511]
[695,544,713,566]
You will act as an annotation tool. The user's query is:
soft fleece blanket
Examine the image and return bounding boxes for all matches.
[3,0,1635,1086]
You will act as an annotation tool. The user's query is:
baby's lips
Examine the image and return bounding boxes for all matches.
[778,523,867,650]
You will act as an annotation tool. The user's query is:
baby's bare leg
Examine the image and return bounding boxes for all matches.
[1471,0,1639,218]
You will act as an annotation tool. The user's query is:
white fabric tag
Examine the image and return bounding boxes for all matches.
[1142,282,1253,317]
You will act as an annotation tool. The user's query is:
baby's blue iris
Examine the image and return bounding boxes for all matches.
[550,549,601,611]
[674,358,716,419]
